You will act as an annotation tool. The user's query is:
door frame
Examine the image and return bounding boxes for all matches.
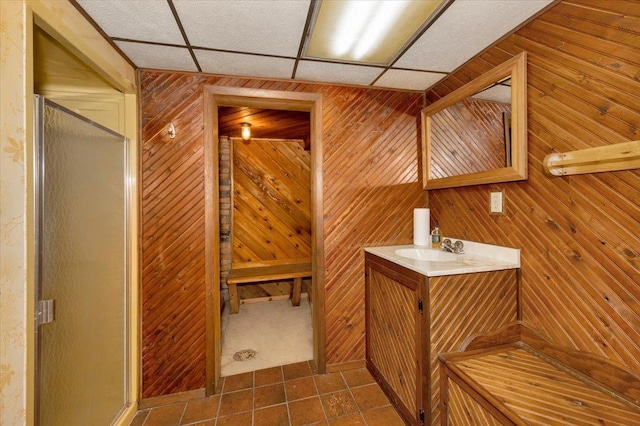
[203,86,325,394]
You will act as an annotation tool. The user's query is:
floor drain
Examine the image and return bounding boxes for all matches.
[233,349,257,361]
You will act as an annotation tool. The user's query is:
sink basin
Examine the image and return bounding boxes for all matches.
[394,248,458,262]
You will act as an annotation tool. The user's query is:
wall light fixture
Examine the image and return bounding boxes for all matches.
[241,122,251,141]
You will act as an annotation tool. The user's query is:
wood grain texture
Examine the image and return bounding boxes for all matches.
[232,138,311,265]
[428,270,518,425]
[425,0,640,384]
[451,348,640,425]
[218,107,310,148]
[368,269,420,417]
[446,379,503,426]
[140,72,423,396]
[430,98,510,179]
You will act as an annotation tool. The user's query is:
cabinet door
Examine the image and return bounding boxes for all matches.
[365,254,428,425]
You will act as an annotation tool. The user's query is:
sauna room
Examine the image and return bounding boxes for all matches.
[1,0,638,425]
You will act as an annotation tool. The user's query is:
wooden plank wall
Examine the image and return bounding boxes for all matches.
[425,0,640,377]
[232,137,311,300]
[140,74,424,396]
[232,138,311,265]
[430,98,510,179]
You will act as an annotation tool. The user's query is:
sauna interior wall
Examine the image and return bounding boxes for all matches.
[140,73,424,397]
[232,137,311,300]
[425,0,640,375]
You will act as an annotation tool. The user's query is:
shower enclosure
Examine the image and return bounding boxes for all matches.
[34,96,130,425]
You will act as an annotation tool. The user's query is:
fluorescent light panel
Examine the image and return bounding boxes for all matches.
[306,0,443,65]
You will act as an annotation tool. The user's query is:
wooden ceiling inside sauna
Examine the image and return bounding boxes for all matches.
[218,106,311,149]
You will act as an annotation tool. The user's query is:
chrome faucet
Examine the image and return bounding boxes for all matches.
[441,239,464,254]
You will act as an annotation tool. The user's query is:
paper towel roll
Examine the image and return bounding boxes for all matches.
[413,208,430,246]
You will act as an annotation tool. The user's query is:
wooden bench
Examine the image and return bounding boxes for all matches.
[226,260,312,314]
[439,323,640,425]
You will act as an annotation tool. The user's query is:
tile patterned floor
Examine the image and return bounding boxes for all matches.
[130,362,405,426]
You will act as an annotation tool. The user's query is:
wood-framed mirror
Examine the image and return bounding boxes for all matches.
[422,52,528,189]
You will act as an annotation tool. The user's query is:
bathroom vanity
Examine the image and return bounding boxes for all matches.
[364,241,520,426]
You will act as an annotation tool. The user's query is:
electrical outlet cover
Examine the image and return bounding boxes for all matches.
[490,191,503,214]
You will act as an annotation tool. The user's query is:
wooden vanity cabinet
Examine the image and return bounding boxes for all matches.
[365,252,518,426]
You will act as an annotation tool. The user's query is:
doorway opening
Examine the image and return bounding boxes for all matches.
[203,87,325,394]
[218,106,312,376]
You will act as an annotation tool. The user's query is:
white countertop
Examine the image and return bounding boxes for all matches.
[364,239,520,277]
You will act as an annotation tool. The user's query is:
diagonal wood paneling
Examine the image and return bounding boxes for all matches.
[446,379,502,426]
[140,71,423,396]
[368,268,418,415]
[140,73,208,398]
[426,0,640,391]
[232,137,311,300]
[430,98,511,179]
[232,138,311,264]
[452,348,640,425]
[428,270,517,425]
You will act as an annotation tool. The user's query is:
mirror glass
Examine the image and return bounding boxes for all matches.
[422,53,527,189]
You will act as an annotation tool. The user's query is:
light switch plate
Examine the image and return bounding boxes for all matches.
[489,190,504,215]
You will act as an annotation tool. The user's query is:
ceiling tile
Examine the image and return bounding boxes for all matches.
[394,0,554,72]
[76,0,184,45]
[195,50,295,80]
[173,0,310,57]
[473,85,511,104]
[295,61,383,86]
[374,69,446,91]
[115,42,198,72]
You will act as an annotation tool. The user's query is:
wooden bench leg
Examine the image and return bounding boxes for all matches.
[228,283,239,314]
[292,277,302,306]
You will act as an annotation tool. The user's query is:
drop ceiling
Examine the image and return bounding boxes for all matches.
[75,0,554,92]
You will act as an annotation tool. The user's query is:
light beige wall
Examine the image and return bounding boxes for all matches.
[0,1,137,424]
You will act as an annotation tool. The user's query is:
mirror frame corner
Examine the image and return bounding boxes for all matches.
[421,51,528,190]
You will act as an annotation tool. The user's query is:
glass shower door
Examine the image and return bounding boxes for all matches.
[34,96,129,425]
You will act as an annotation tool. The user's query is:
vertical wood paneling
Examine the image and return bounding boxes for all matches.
[140,73,423,396]
[426,0,640,386]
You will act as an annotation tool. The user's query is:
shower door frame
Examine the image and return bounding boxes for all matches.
[33,95,131,424]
